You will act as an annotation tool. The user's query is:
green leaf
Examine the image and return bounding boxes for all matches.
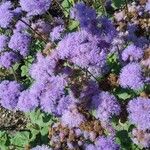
[0,131,9,150]
[21,65,28,77]
[10,131,30,147]
[68,20,79,31]
[61,0,72,17]
[112,0,124,8]
[40,126,49,136]
[117,92,131,100]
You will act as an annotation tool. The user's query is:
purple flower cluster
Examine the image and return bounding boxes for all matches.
[31,145,52,150]
[86,136,120,150]
[0,35,8,52]
[128,97,150,130]
[20,0,52,16]
[8,32,31,57]
[0,1,14,28]
[0,52,20,68]
[119,63,144,90]
[56,30,108,76]
[61,105,86,128]
[70,2,96,30]
[50,25,65,42]
[122,44,144,62]
[0,80,22,110]
[92,92,121,122]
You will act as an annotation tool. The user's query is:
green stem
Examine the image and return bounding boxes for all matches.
[20,19,47,43]
[11,67,17,81]
[99,0,107,16]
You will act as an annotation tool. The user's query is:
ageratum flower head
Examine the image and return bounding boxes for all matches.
[122,44,144,62]
[20,0,52,16]
[0,1,14,28]
[17,90,39,112]
[56,30,109,76]
[70,2,96,30]
[92,92,120,122]
[8,32,31,57]
[0,35,8,52]
[145,0,150,11]
[119,63,144,90]
[31,145,52,150]
[39,76,68,115]
[128,97,150,130]
[86,136,120,150]
[0,80,22,110]
[14,17,29,33]
[29,52,57,81]
[0,52,20,68]
[131,128,150,148]
[50,25,65,42]
[61,105,86,128]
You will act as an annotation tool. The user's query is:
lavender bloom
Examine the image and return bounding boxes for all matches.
[31,145,52,150]
[40,76,68,115]
[70,2,96,29]
[57,95,76,115]
[14,18,29,33]
[17,90,39,112]
[92,92,120,122]
[95,136,120,150]
[8,32,31,57]
[0,35,8,52]
[119,63,144,90]
[61,105,86,128]
[29,53,57,81]
[20,0,52,16]
[13,7,22,17]
[86,144,96,150]
[122,44,144,62]
[98,17,117,41]
[50,25,65,41]
[0,80,22,110]
[0,1,14,28]
[0,52,20,68]
[128,97,150,130]
[145,0,150,11]
[56,30,108,76]
[131,128,150,148]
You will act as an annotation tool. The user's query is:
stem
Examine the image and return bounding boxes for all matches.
[11,67,17,81]
[99,0,107,16]
[54,0,69,14]
[76,64,99,82]
[20,19,47,43]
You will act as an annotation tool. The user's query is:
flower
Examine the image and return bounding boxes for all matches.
[92,92,120,122]
[145,0,150,11]
[127,97,150,130]
[56,30,108,76]
[131,128,150,148]
[50,25,65,41]
[0,52,20,68]
[8,32,31,57]
[0,1,14,28]
[20,0,51,16]
[95,136,120,150]
[119,63,144,90]
[61,105,86,128]
[29,53,57,81]
[0,35,8,52]
[31,145,52,150]
[0,80,22,110]
[17,90,39,112]
[70,2,96,29]
[122,44,144,62]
